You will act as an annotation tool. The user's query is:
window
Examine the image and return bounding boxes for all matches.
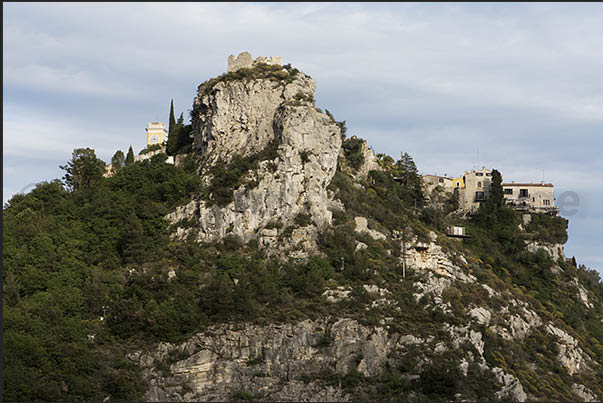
[439,178,444,183]
[519,189,529,198]
[476,172,484,176]
[504,188,513,195]
[486,172,492,177]
[477,182,482,188]
[543,199,551,206]
[475,191,485,201]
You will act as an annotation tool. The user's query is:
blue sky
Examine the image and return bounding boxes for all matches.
[3,3,602,274]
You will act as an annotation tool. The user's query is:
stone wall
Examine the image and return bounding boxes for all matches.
[227,51,283,73]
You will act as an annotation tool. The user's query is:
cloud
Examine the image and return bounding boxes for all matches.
[3,2,603,273]
[3,64,135,98]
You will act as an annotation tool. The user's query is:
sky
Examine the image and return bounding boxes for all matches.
[3,2,602,275]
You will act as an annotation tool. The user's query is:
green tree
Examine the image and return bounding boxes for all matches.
[118,214,146,264]
[393,152,423,206]
[167,113,193,156]
[476,169,504,220]
[111,150,125,173]
[125,146,135,166]
[486,169,503,211]
[60,148,106,192]
[168,99,176,137]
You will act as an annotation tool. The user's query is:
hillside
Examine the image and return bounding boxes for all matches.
[3,61,603,402]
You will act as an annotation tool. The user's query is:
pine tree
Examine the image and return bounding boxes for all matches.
[394,152,424,207]
[125,146,135,166]
[60,148,106,191]
[111,150,125,173]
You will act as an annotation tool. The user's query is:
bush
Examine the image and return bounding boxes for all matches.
[230,389,254,401]
[342,137,365,170]
[139,143,163,155]
[299,150,311,163]
[294,212,312,227]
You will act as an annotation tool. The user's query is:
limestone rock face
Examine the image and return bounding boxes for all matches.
[354,216,386,241]
[546,324,592,375]
[167,71,342,254]
[492,367,528,401]
[572,383,598,402]
[130,318,395,401]
[351,141,381,181]
[525,241,564,261]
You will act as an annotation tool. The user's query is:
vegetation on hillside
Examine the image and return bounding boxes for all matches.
[3,127,602,402]
[3,152,200,401]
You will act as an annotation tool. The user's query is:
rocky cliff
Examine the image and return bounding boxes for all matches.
[166,67,342,257]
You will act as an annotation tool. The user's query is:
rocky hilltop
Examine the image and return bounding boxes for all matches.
[135,60,602,401]
[3,57,602,403]
[167,65,349,257]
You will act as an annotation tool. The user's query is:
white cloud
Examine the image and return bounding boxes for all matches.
[3,2,603,273]
[3,106,135,161]
[3,64,135,98]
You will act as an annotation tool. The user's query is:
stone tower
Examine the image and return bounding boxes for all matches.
[146,122,168,146]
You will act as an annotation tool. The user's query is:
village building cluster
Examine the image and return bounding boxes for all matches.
[422,167,558,215]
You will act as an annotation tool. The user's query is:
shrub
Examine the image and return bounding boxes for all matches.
[342,137,365,171]
[294,212,312,227]
[230,389,254,401]
[299,150,311,163]
[139,143,163,155]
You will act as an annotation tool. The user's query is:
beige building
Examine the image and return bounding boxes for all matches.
[502,182,556,213]
[426,165,557,215]
[458,167,493,212]
[422,174,454,195]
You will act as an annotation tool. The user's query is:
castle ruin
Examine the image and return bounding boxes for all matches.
[227,51,283,73]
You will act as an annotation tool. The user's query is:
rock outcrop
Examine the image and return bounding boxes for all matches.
[525,241,564,261]
[131,318,393,401]
[351,140,381,181]
[130,317,529,402]
[166,68,341,256]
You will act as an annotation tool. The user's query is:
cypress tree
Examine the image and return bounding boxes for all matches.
[476,168,505,225]
[168,99,176,136]
[125,146,135,166]
[489,169,504,209]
